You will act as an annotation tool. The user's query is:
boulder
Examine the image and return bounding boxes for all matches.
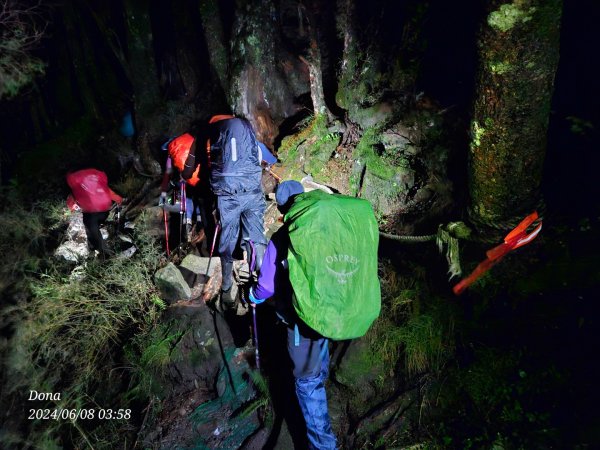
[154,262,192,302]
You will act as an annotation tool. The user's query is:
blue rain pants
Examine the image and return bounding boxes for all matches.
[287,324,338,450]
[217,191,266,291]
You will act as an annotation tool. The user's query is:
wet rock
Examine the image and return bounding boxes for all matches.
[349,101,394,130]
[333,339,385,396]
[381,128,415,156]
[54,211,89,262]
[360,163,414,217]
[154,262,192,302]
[301,175,334,194]
[179,254,219,278]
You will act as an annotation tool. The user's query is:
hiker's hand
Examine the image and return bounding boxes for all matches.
[248,287,265,305]
[159,192,167,206]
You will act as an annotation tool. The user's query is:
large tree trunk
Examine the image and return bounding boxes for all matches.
[229,0,307,143]
[468,0,562,226]
[300,0,331,119]
[198,0,230,98]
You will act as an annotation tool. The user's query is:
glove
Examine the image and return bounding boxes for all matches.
[159,192,167,206]
[248,286,265,305]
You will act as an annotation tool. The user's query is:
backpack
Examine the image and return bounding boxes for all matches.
[284,189,381,340]
[66,169,113,213]
[167,133,201,186]
[207,117,262,195]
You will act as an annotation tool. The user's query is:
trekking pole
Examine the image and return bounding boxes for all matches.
[251,303,260,370]
[115,205,121,238]
[179,180,186,244]
[205,223,221,277]
[163,206,170,256]
[266,165,282,182]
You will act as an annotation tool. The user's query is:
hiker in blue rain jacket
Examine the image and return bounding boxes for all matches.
[182,115,268,309]
[247,180,338,450]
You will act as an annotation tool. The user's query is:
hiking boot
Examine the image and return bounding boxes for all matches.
[220,286,237,311]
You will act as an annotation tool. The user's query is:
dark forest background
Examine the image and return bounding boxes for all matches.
[0,1,599,449]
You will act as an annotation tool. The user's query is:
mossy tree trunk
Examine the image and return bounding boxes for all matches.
[337,0,356,80]
[336,0,361,147]
[468,0,562,226]
[299,0,331,120]
[198,0,230,99]
[229,0,304,142]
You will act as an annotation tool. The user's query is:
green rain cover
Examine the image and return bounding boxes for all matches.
[284,189,381,340]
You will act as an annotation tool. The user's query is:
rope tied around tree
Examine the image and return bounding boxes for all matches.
[380,221,470,280]
[379,207,544,293]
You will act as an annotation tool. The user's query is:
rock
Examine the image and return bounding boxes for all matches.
[349,102,394,130]
[361,164,414,217]
[117,246,137,259]
[301,175,334,194]
[381,128,415,156]
[54,211,89,262]
[54,240,90,262]
[154,262,192,302]
[180,254,218,278]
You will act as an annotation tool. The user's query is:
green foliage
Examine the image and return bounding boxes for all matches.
[566,116,594,136]
[355,127,395,180]
[0,193,164,448]
[366,262,453,379]
[470,120,486,150]
[488,4,535,33]
[278,114,338,179]
[0,2,47,99]
[6,242,162,392]
[430,346,559,449]
[124,321,183,401]
[336,49,385,111]
[0,189,69,294]
[396,314,445,376]
[239,371,273,426]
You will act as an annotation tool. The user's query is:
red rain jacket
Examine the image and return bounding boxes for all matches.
[66,169,122,213]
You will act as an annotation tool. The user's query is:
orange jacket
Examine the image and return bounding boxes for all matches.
[168,133,201,186]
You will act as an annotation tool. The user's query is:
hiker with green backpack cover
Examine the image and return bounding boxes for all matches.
[247,180,381,450]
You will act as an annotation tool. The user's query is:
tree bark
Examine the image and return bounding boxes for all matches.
[198,0,230,98]
[300,1,331,119]
[468,0,562,226]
